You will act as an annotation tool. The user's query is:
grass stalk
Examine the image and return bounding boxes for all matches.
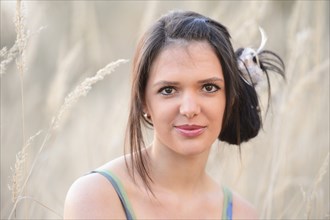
[14,0,28,217]
[306,152,329,219]
[7,59,128,219]
[16,196,62,218]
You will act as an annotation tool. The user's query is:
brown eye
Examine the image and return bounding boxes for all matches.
[159,86,176,96]
[202,84,220,93]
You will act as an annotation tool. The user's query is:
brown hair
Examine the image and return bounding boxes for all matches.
[125,10,284,191]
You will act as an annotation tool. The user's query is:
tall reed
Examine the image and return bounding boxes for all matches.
[7,58,128,219]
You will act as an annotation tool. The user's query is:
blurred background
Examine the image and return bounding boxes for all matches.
[1,1,329,219]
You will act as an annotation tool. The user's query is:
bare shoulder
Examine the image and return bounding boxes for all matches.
[63,172,125,219]
[232,191,259,220]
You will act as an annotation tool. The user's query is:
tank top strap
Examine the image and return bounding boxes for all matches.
[90,170,136,220]
[221,186,233,220]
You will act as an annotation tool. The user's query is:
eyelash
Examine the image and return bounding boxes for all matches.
[202,83,220,93]
[158,86,176,96]
[158,83,221,96]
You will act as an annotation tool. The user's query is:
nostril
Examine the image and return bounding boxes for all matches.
[179,96,201,118]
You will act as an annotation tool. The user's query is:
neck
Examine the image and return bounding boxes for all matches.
[147,140,212,196]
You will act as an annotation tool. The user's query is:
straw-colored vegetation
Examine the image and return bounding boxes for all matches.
[1,1,329,219]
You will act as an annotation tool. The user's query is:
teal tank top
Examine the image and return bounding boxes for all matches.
[91,170,233,220]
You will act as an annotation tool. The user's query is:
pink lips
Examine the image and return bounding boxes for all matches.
[174,124,206,137]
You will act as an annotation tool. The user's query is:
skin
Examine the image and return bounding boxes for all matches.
[64,41,259,219]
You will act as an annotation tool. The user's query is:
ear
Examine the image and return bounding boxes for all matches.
[141,100,153,125]
[142,97,150,115]
[142,110,153,126]
[142,104,149,116]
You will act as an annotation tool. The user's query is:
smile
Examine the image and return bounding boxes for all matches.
[174,125,206,138]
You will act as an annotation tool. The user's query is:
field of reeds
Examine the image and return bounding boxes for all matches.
[1,1,329,219]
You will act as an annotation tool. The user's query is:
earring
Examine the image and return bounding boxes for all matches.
[143,112,153,125]
[143,113,151,119]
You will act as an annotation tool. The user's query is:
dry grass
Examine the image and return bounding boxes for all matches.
[6,58,127,219]
[1,1,329,219]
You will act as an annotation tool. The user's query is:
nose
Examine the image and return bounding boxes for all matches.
[179,91,201,118]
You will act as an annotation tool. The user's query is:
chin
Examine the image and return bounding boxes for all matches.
[173,141,212,157]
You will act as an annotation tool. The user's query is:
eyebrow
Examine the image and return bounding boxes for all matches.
[197,77,224,84]
[153,77,224,87]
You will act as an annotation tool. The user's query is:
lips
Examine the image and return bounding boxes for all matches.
[174,124,206,137]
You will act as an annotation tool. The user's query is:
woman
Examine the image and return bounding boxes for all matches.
[64,10,284,219]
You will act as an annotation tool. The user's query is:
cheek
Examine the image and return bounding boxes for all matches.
[207,97,226,130]
[146,98,177,125]
[149,102,178,142]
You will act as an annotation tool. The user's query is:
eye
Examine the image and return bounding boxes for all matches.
[202,83,220,93]
[159,86,176,96]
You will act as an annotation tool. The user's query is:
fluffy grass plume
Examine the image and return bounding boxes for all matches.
[51,59,129,130]
[7,58,128,219]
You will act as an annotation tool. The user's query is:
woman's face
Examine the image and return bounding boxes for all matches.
[144,41,226,156]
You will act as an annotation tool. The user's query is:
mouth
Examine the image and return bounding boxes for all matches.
[174,124,206,138]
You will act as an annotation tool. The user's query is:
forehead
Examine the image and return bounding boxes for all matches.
[149,40,223,81]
